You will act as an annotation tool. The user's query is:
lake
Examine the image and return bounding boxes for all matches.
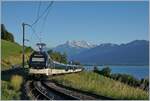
[84,65,149,80]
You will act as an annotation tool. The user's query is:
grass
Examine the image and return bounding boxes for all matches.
[1,39,31,70]
[52,71,149,100]
[1,68,28,100]
[1,81,21,100]
[1,40,31,100]
[1,40,22,59]
[1,77,22,100]
[10,75,23,91]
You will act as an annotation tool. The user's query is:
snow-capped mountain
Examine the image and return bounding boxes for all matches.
[52,40,97,58]
[66,40,97,48]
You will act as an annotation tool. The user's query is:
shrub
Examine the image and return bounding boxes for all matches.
[93,65,99,72]
[25,46,33,53]
[10,75,23,91]
[110,73,141,88]
[140,78,149,91]
[99,67,111,77]
[2,81,21,100]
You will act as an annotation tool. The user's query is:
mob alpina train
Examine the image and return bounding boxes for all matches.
[28,43,83,76]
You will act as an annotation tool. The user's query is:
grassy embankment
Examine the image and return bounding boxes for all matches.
[1,40,31,100]
[1,39,31,70]
[52,71,149,100]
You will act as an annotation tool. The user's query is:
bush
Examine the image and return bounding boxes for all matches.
[10,75,23,91]
[93,65,99,73]
[110,73,141,87]
[140,78,149,91]
[2,81,21,100]
[99,67,111,77]
[24,46,33,53]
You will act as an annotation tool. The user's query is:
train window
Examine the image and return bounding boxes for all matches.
[32,57,45,62]
[33,54,43,57]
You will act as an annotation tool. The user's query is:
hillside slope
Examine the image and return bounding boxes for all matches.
[1,40,31,70]
[1,40,22,59]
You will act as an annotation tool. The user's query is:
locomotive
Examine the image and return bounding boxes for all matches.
[28,43,83,76]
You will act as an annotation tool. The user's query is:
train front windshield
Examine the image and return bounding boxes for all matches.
[29,51,48,68]
[31,57,45,62]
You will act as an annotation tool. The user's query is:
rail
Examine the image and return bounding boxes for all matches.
[25,81,53,100]
[25,80,78,100]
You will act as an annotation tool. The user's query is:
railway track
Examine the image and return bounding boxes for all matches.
[25,81,54,100]
[25,80,77,100]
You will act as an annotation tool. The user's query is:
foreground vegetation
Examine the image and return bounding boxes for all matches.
[52,71,149,100]
[2,80,21,100]
[1,67,28,100]
[1,24,31,100]
[2,75,23,100]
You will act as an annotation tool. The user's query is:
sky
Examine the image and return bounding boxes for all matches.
[1,1,149,48]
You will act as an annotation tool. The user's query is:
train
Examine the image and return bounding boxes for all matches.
[28,43,83,76]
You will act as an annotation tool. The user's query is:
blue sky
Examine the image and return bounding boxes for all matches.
[2,1,149,48]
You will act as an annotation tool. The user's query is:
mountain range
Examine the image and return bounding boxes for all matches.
[52,40,149,65]
[53,40,97,58]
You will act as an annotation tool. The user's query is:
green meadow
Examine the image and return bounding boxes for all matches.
[52,71,149,100]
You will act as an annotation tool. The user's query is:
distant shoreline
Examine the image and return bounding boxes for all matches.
[83,64,149,67]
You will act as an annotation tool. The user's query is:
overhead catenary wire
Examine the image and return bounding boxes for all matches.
[40,6,51,33]
[24,1,54,50]
[37,2,41,19]
[39,2,54,42]
[22,1,54,67]
[25,24,41,43]
[34,1,42,29]
[29,25,42,43]
[31,1,54,26]
[30,1,54,44]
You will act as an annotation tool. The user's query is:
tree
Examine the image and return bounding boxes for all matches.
[25,46,33,53]
[60,52,67,64]
[71,61,81,65]
[48,50,68,64]
[93,65,99,73]
[47,49,53,54]
[1,24,15,42]
[99,67,111,77]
